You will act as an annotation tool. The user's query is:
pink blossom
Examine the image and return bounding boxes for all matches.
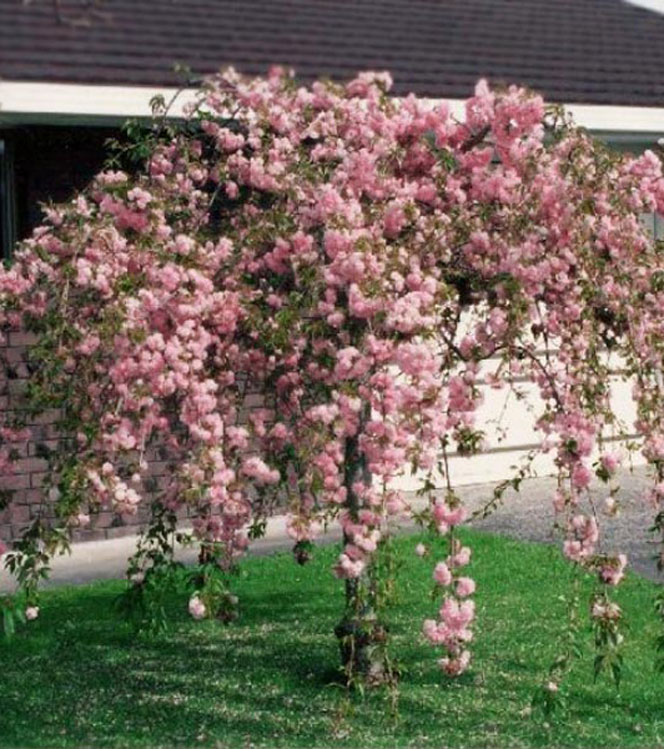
[591,600,622,621]
[600,451,622,475]
[599,554,627,586]
[188,595,207,620]
[422,618,448,645]
[333,553,366,579]
[571,462,592,490]
[286,516,321,542]
[456,577,476,597]
[449,546,472,568]
[432,501,467,535]
[564,514,599,562]
[440,597,475,631]
[25,606,39,621]
[71,513,90,528]
[439,649,471,676]
[241,456,280,485]
[552,491,566,513]
[433,562,453,586]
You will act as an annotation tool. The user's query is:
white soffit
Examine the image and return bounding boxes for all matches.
[0,80,663,137]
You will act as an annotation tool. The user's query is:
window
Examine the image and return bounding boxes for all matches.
[0,125,124,262]
[642,212,664,240]
[655,214,664,239]
[0,138,17,261]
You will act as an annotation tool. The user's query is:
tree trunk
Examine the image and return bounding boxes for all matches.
[334,426,390,685]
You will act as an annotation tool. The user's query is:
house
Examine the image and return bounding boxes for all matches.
[0,0,662,540]
[3,0,664,255]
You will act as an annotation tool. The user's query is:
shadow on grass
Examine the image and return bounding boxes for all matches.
[3,531,664,748]
[1,624,346,746]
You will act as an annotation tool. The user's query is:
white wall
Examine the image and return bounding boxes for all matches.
[390,362,643,490]
[393,215,664,489]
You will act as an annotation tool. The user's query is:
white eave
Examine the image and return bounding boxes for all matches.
[0,81,199,125]
[0,80,663,141]
[625,0,664,14]
[442,99,664,141]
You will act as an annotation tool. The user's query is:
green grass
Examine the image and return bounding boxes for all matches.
[2,529,664,748]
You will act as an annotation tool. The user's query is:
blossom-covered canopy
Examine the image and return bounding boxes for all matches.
[1,68,664,682]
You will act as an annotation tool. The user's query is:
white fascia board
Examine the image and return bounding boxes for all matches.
[1,80,664,138]
[625,0,664,14]
[0,81,199,125]
[560,103,664,136]
[440,99,664,137]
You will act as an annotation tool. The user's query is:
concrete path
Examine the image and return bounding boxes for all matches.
[1,466,662,592]
[0,513,345,592]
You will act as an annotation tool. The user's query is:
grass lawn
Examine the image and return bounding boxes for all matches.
[2,528,664,748]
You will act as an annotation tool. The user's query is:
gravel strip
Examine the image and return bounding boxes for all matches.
[460,465,663,582]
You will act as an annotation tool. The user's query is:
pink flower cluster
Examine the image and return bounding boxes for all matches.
[563,514,600,562]
[423,535,475,676]
[188,594,207,620]
[432,500,467,536]
[598,554,628,586]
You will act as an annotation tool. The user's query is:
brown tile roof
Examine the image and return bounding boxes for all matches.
[1,0,664,106]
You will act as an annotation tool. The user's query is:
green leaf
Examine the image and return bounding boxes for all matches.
[611,658,622,689]
[3,607,15,639]
[593,654,605,682]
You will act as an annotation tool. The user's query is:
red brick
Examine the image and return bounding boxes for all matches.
[9,504,30,524]
[28,440,60,457]
[145,460,168,473]
[243,393,265,408]
[23,489,44,504]
[8,332,38,347]
[1,474,31,490]
[31,410,60,426]
[42,425,63,440]
[4,348,25,364]
[6,442,28,459]
[30,472,48,488]
[14,457,48,475]
[7,380,28,396]
[0,328,178,545]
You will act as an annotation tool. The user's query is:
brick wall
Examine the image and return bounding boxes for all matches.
[0,331,178,543]
[0,124,138,544]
